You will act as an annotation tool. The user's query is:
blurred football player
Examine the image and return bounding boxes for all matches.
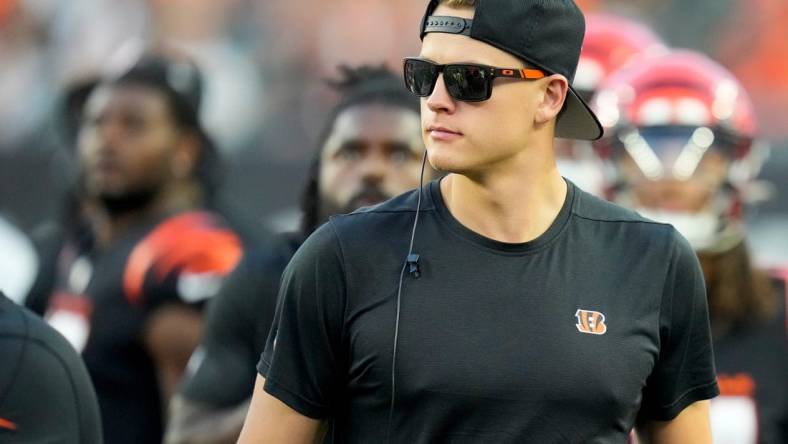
[25,53,245,444]
[557,13,667,196]
[165,64,430,444]
[592,49,788,444]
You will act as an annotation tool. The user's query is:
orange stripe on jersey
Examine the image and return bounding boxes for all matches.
[717,373,755,397]
[123,212,243,305]
[0,417,17,430]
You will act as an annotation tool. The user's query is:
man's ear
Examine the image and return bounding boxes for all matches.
[535,75,569,125]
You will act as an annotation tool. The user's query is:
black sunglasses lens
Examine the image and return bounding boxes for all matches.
[404,59,438,96]
[444,65,490,101]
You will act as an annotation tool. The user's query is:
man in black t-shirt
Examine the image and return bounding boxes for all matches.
[26,53,245,444]
[166,65,431,444]
[589,49,788,444]
[238,1,719,443]
[0,291,102,444]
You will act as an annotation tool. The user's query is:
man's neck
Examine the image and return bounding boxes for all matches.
[93,181,202,248]
[439,148,567,244]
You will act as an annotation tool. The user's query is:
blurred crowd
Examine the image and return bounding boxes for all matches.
[0,0,787,443]
[1,0,787,234]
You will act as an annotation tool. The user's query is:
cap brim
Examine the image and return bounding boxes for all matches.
[555,86,603,141]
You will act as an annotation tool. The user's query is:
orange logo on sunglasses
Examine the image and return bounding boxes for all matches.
[520,68,545,79]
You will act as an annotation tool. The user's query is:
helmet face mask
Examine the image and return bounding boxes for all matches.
[615,126,731,201]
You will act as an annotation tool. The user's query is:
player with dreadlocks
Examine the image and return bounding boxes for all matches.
[165,64,431,444]
[24,52,246,444]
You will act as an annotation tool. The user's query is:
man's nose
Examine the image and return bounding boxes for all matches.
[358,150,388,181]
[426,73,457,114]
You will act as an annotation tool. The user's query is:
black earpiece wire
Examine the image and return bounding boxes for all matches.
[386,150,428,443]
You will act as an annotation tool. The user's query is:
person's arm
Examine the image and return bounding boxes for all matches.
[165,395,250,444]
[134,211,245,403]
[239,223,348,442]
[165,251,288,444]
[637,400,712,444]
[637,230,719,440]
[237,375,325,444]
[143,304,204,401]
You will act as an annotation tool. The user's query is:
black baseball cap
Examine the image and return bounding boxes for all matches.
[419,0,603,141]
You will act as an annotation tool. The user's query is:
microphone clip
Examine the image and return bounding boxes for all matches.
[406,253,421,279]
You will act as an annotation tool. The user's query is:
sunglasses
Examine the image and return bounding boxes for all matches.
[403,57,546,102]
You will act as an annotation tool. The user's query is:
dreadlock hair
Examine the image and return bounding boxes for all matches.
[699,241,777,336]
[299,64,420,236]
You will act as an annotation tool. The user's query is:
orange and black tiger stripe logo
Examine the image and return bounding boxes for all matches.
[575,309,607,335]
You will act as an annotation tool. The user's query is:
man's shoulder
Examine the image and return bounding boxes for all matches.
[123,210,245,306]
[0,293,87,385]
[570,186,684,254]
[213,239,296,312]
[294,187,428,267]
[328,186,428,235]
[572,187,660,225]
[0,292,101,443]
[342,186,426,218]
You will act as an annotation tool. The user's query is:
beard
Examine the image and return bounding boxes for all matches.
[318,183,391,223]
[97,185,160,216]
[345,184,390,213]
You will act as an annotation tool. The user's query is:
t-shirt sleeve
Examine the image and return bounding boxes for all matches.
[639,230,720,421]
[257,222,347,419]
[180,251,283,407]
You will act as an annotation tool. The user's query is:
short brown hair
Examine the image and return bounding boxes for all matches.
[439,0,476,7]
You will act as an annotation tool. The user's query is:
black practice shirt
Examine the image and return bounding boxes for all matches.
[0,292,102,443]
[180,235,300,407]
[259,179,719,443]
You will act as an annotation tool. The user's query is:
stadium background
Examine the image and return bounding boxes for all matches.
[0,0,786,266]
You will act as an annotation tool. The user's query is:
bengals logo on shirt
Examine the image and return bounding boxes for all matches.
[575,309,607,335]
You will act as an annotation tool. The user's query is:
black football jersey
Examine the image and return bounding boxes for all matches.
[39,211,243,444]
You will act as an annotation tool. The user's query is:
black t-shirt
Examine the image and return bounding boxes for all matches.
[259,179,719,443]
[710,275,788,444]
[0,292,102,443]
[180,234,300,407]
[36,211,243,444]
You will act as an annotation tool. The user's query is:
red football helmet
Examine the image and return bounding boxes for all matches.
[590,50,762,253]
[574,14,667,100]
[557,14,666,197]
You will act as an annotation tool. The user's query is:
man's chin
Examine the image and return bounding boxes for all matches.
[427,149,472,175]
[98,187,158,215]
